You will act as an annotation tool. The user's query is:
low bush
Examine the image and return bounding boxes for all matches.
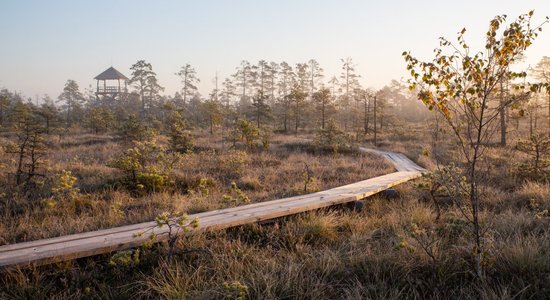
[108,137,180,193]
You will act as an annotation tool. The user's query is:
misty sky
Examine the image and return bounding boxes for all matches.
[0,0,549,101]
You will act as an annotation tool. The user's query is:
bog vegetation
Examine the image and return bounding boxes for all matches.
[0,11,549,299]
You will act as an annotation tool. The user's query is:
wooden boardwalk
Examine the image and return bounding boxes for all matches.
[0,148,426,268]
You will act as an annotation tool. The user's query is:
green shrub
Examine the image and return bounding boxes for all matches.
[86,106,114,134]
[51,170,79,201]
[231,118,270,151]
[222,182,250,207]
[215,150,249,180]
[223,280,248,300]
[314,119,351,153]
[118,114,157,143]
[515,134,550,182]
[108,137,180,192]
[168,111,194,152]
[135,212,199,259]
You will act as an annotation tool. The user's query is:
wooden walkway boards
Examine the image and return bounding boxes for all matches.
[0,148,426,268]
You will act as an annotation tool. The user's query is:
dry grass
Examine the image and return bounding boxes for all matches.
[1,127,549,299]
[0,131,392,244]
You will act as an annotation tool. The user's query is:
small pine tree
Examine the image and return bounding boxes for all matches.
[118,114,155,143]
[51,170,80,201]
[516,134,550,181]
[167,111,193,152]
[108,136,180,193]
[236,118,259,150]
[251,91,271,128]
[5,103,48,192]
[36,98,59,134]
[314,119,350,153]
[222,182,250,207]
[86,107,115,134]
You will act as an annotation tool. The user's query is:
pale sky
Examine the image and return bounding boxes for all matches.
[0,0,549,101]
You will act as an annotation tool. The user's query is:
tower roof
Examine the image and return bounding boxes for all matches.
[94,66,129,80]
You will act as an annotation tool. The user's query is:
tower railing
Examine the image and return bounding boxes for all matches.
[97,86,128,93]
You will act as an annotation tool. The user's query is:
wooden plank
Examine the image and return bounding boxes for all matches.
[0,148,426,268]
[0,171,419,254]
[1,172,421,267]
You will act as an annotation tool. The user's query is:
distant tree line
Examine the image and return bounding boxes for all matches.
[0,56,547,140]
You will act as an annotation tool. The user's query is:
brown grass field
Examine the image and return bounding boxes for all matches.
[0,125,549,299]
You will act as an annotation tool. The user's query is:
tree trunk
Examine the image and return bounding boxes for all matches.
[499,106,506,146]
[432,113,440,160]
[470,146,483,279]
[183,71,188,106]
[141,89,145,111]
[373,96,377,146]
[470,96,490,280]
[283,107,288,132]
[66,101,71,126]
[499,80,507,146]
[534,106,538,134]
[16,144,25,185]
[345,71,349,131]
[535,143,540,172]
[271,78,275,101]
[45,118,50,135]
[210,115,214,135]
[25,135,39,189]
[15,130,30,185]
[530,110,534,136]
[321,102,325,129]
[364,97,369,133]
[353,98,358,131]
[242,74,246,100]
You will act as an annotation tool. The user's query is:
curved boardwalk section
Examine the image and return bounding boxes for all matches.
[0,148,426,268]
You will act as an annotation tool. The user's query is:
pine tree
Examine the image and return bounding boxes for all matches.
[307,59,324,96]
[176,63,200,105]
[277,62,295,132]
[57,79,84,126]
[313,88,333,129]
[36,95,58,134]
[251,91,271,128]
[129,60,164,111]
